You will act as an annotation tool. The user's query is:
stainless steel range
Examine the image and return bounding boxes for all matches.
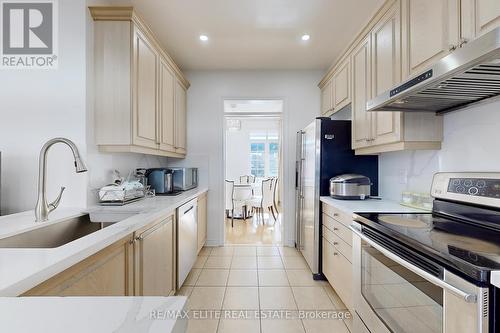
[351,172,500,333]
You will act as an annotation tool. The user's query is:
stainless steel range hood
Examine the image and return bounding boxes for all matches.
[367,27,500,113]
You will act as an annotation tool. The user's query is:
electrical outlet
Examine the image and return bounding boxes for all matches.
[398,169,408,184]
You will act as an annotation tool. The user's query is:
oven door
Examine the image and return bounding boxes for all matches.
[351,222,488,333]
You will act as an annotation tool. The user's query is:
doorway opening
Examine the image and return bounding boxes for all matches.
[223,99,284,245]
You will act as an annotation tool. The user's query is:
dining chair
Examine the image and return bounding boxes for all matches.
[248,178,274,224]
[239,175,249,184]
[225,180,250,227]
[248,175,256,183]
[270,177,279,219]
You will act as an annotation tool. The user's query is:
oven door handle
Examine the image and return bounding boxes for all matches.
[350,226,478,304]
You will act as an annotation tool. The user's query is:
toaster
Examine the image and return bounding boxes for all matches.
[329,174,372,200]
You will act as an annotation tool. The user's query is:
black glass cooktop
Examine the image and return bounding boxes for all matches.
[356,204,500,285]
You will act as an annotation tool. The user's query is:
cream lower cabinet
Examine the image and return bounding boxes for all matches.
[321,204,354,313]
[134,215,175,296]
[197,192,208,253]
[91,7,189,158]
[23,235,135,296]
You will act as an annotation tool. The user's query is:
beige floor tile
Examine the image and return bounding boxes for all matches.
[231,256,258,269]
[211,247,235,257]
[193,256,209,269]
[258,256,284,269]
[176,286,194,297]
[227,269,258,286]
[258,270,290,286]
[292,287,335,310]
[188,287,226,310]
[218,318,260,333]
[186,318,219,333]
[205,256,233,269]
[257,246,280,256]
[199,247,213,256]
[302,318,349,333]
[279,246,302,257]
[282,256,308,270]
[259,286,297,310]
[184,268,202,286]
[222,287,260,310]
[233,246,257,257]
[196,269,230,286]
[286,269,325,287]
[261,318,305,333]
[323,285,348,310]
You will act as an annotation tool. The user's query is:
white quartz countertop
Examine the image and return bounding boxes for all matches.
[320,196,428,215]
[0,188,208,296]
[0,296,187,333]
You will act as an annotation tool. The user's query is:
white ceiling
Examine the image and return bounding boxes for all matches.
[108,0,384,70]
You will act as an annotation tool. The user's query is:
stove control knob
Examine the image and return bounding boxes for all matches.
[477,180,486,188]
[468,187,479,195]
[456,186,466,193]
[464,180,473,187]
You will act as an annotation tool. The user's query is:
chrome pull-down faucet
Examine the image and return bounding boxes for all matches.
[35,138,88,222]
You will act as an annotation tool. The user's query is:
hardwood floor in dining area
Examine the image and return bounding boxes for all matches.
[225,208,282,245]
[177,244,352,333]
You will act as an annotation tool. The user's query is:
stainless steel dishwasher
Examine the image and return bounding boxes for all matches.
[177,198,198,287]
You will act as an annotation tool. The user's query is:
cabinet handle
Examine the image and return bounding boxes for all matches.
[333,213,339,217]
[333,242,339,245]
[449,44,457,52]
[459,38,468,47]
[135,236,144,241]
[333,227,339,231]
[333,252,339,256]
[129,238,136,245]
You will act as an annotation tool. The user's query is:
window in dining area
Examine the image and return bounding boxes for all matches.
[249,133,279,178]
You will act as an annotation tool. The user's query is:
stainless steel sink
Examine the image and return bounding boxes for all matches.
[0,214,103,248]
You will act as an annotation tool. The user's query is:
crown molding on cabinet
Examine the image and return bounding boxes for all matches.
[89,6,190,90]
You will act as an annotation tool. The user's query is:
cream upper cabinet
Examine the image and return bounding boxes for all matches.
[320,79,334,115]
[159,58,176,152]
[133,28,159,150]
[175,79,187,154]
[333,58,351,110]
[90,7,189,158]
[351,36,373,149]
[402,0,460,78]
[134,215,175,296]
[461,0,500,41]
[371,1,402,146]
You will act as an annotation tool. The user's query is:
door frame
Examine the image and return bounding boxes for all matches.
[221,98,286,245]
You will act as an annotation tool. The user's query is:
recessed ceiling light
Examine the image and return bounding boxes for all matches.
[199,35,209,41]
[301,34,310,41]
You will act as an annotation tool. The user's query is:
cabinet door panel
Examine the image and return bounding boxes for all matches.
[321,80,333,115]
[136,216,175,296]
[133,29,158,149]
[476,0,500,36]
[197,194,207,253]
[352,36,372,148]
[405,0,459,76]
[334,60,350,110]
[175,80,187,153]
[372,3,402,145]
[159,59,175,152]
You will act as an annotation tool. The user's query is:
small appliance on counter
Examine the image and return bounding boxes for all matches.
[171,167,198,191]
[329,174,372,200]
[146,168,181,196]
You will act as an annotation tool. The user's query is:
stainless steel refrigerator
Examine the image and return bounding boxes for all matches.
[295,118,378,278]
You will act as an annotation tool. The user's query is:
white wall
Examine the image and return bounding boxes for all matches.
[225,118,281,181]
[379,99,500,201]
[173,70,323,246]
[0,0,88,215]
[0,0,168,215]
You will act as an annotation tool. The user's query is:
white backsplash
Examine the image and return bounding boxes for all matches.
[379,99,500,201]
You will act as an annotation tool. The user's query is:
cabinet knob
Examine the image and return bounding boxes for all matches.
[449,44,457,52]
[459,38,468,47]
[333,213,339,217]
[333,252,339,256]
[333,242,339,245]
[333,227,339,231]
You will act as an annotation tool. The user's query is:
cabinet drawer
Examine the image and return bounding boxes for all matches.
[322,237,335,283]
[322,203,352,227]
[322,213,353,246]
[323,226,352,263]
